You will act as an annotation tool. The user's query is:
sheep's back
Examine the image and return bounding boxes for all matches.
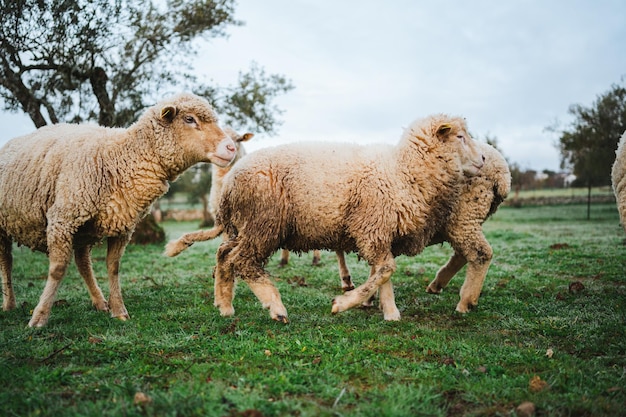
[218,142,386,251]
[0,124,117,249]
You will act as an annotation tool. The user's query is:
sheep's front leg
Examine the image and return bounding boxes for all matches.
[456,240,493,313]
[332,253,396,317]
[106,236,130,321]
[426,251,467,294]
[0,233,15,311]
[29,237,73,327]
[378,280,400,321]
[74,245,109,312]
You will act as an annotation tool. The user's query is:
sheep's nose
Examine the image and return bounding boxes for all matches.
[226,143,236,152]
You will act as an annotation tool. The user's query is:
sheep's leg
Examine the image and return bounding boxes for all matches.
[312,250,321,266]
[426,251,467,294]
[29,239,73,327]
[214,240,238,317]
[245,271,289,323]
[361,265,376,307]
[74,245,108,312]
[106,236,130,321]
[378,280,400,321]
[0,233,15,311]
[336,251,355,292]
[278,249,289,267]
[456,239,493,313]
[332,252,396,316]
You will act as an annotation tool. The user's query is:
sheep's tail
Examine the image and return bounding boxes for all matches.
[164,225,224,257]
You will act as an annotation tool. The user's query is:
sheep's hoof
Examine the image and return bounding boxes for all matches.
[455,302,476,314]
[383,309,401,321]
[426,283,443,294]
[274,315,289,324]
[218,305,235,317]
[28,315,49,328]
[342,284,355,293]
[113,314,130,321]
[93,300,109,312]
[331,298,343,314]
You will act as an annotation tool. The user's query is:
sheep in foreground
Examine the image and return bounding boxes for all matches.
[166,114,485,322]
[339,141,510,313]
[612,130,626,231]
[203,127,326,269]
[0,93,236,327]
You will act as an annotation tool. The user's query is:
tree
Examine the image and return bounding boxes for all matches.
[0,0,293,241]
[555,80,626,218]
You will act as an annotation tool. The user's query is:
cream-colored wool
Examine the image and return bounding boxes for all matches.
[337,141,510,313]
[612,131,626,231]
[166,114,485,322]
[208,127,254,220]
[424,141,510,312]
[0,93,236,327]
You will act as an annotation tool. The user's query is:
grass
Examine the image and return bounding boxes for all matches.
[1,203,625,416]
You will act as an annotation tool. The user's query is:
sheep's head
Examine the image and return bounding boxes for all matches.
[405,114,484,177]
[223,127,255,166]
[156,93,236,168]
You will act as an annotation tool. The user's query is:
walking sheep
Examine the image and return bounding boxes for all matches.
[347,141,510,313]
[612,130,626,231]
[166,114,485,322]
[0,93,236,327]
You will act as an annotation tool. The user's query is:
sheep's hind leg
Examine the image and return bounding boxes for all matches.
[336,251,355,292]
[278,249,290,267]
[332,253,396,317]
[245,271,288,323]
[214,240,238,317]
[237,253,288,323]
[0,233,15,311]
[106,236,131,321]
[74,245,109,312]
[426,251,467,294]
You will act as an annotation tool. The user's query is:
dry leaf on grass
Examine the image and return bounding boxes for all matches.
[529,375,549,393]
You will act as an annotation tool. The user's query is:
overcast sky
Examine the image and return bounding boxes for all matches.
[1,0,625,172]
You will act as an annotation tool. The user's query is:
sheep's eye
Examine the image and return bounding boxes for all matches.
[456,134,466,143]
[184,115,197,125]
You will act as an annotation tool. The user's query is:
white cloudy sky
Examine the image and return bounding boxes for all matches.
[1,0,625,172]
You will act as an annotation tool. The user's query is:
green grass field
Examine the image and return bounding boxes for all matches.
[1,203,625,416]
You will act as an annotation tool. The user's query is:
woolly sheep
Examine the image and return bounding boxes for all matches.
[166,114,485,322]
[612,130,626,231]
[210,128,325,268]
[0,93,236,327]
[208,127,254,220]
[340,141,510,313]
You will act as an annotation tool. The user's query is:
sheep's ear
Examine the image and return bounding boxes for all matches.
[238,133,254,143]
[160,106,177,123]
[436,123,452,139]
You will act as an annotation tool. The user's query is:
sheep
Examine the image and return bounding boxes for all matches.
[208,127,325,269]
[0,93,237,327]
[611,130,626,231]
[165,113,485,322]
[339,141,510,313]
[208,127,254,221]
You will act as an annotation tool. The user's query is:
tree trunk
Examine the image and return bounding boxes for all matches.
[587,183,591,220]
